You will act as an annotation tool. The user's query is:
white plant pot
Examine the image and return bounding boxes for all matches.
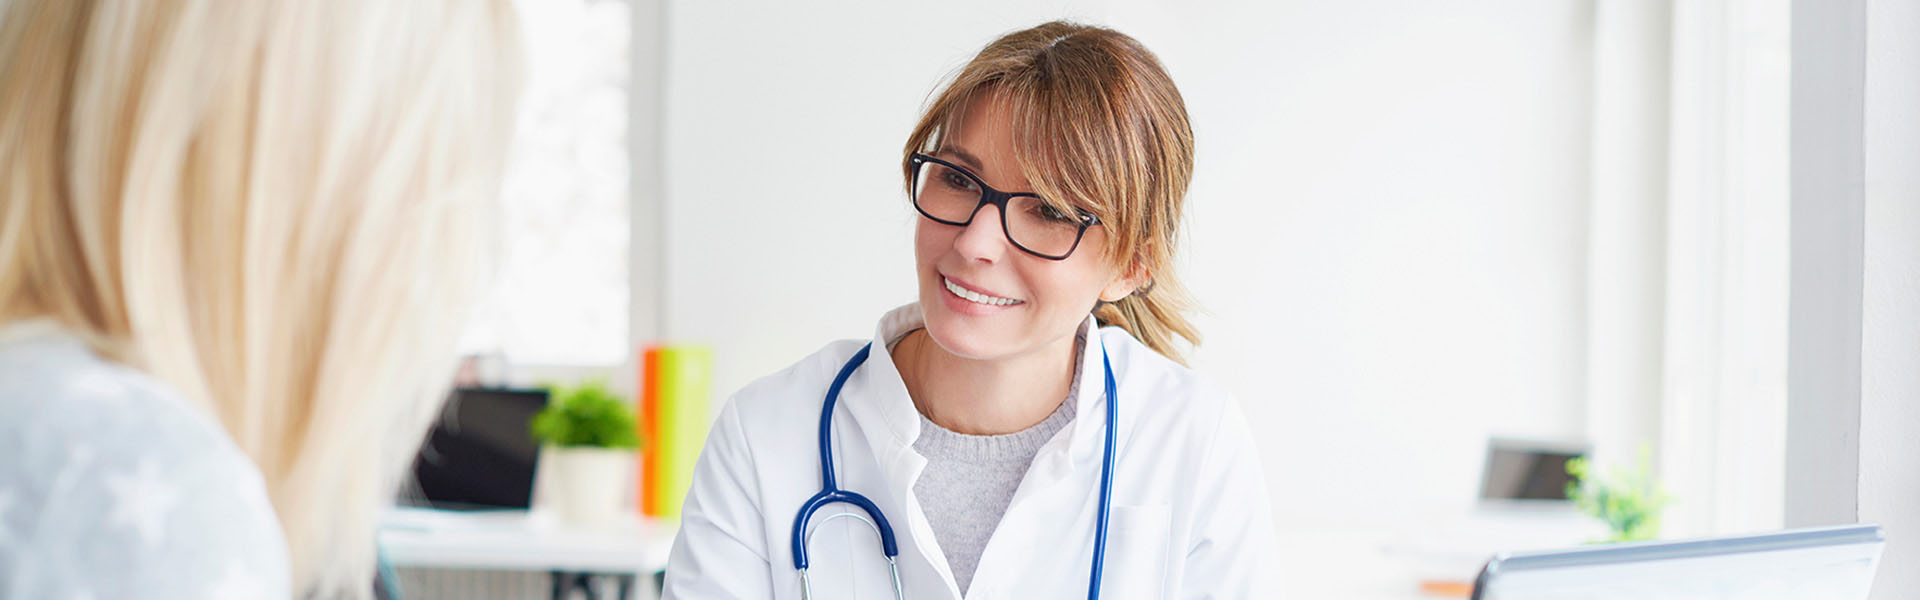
[542,445,633,526]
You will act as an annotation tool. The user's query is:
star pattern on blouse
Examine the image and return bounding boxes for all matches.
[207,561,267,600]
[103,458,182,548]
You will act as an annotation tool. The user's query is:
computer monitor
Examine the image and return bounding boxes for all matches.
[1471,524,1885,600]
[403,387,548,510]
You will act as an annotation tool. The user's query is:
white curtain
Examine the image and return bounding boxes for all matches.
[1583,0,1790,539]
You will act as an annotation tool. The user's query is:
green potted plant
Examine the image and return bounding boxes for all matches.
[531,380,640,525]
[1564,446,1673,543]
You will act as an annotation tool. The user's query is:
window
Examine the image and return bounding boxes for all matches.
[461,0,632,367]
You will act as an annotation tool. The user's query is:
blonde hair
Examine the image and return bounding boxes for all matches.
[0,0,520,596]
[903,21,1202,363]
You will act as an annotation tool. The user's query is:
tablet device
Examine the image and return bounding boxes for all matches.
[1471,524,1884,600]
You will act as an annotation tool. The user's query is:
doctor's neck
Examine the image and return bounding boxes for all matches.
[892,328,1080,436]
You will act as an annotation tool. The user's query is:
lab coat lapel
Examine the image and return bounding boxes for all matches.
[838,304,966,598]
[1013,314,1117,500]
[964,316,1120,597]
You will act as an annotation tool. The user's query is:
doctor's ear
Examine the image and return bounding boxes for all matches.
[1097,259,1152,303]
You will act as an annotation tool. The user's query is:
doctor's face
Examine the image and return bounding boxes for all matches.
[913,94,1137,363]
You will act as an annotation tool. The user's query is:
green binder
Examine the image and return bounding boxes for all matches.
[654,345,712,519]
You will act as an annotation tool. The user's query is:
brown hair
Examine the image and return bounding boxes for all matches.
[902,20,1202,363]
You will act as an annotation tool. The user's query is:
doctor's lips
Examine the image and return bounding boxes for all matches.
[943,276,1025,307]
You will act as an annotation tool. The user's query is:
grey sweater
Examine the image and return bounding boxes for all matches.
[907,342,1082,596]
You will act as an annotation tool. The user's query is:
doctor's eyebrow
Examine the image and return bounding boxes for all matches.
[935,146,984,171]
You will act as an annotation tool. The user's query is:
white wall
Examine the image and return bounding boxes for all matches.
[1133,1,1595,527]
[1785,0,1920,596]
[1861,0,1919,596]
[662,0,1594,530]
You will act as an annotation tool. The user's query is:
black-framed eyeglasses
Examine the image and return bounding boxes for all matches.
[908,152,1101,260]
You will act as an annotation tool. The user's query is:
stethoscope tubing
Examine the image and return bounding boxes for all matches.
[1086,352,1118,599]
[789,340,1119,599]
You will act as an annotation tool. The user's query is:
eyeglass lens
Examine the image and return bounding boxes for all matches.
[911,160,1084,258]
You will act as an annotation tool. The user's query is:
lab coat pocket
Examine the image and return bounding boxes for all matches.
[1103,504,1172,600]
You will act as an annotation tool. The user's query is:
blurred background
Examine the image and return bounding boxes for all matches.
[388,0,1919,598]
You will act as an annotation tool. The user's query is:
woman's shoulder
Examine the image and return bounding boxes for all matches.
[0,330,291,598]
[1096,326,1247,441]
[1097,327,1233,404]
[0,330,250,479]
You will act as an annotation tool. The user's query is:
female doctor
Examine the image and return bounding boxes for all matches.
[664,21,1277,599]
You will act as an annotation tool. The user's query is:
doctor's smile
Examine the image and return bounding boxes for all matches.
[939,277,1023,309]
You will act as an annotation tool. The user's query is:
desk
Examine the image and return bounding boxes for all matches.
[1275,508,1605,599]
[379,507,677,600]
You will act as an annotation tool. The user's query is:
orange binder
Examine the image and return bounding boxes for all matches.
[639,345,661,516]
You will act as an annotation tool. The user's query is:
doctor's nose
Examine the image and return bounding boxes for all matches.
[952,203,1011,264]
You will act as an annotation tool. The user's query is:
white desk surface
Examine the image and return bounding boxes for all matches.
[379,506,1594,593]
[1274,508,1605,599]
[379,507,677,574]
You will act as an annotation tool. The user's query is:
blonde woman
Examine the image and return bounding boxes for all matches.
[666,21,1276,599]
[0,0,519,598]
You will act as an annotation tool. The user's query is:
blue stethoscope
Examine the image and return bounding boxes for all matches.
[789,341,1120,599]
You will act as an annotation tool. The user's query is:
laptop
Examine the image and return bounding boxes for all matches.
[401,387,548,511]
[1471,524,1885,599]
[1478,437,1588,506]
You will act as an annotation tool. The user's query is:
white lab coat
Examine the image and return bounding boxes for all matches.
[664,304,1278,599]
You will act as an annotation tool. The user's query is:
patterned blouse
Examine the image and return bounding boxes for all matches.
[0,321,290,599]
